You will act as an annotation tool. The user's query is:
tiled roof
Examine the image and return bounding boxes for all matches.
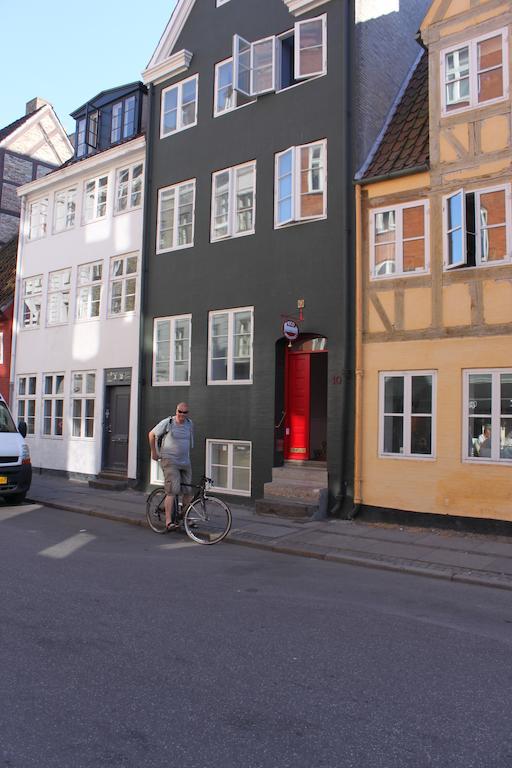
[360,50,429,181]
[0,108,43,144]
[0,237,17,311]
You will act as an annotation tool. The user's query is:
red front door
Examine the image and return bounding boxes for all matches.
[285,352,311,460]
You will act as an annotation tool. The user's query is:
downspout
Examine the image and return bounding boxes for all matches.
[135,83,155,489]
[329,0,355,517]
[9,197,26,408]
[351,181,364,519]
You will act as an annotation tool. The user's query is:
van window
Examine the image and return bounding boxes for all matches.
[0,402,17,433]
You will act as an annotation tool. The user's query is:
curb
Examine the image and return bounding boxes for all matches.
[27,496,512,592]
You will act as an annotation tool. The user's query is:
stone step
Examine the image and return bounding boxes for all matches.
[256,492,328,521]
[89,477,128,491]
[272,465,328,483]
[264,481,325,504]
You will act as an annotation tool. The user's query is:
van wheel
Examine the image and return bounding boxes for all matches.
[9,493,26,505]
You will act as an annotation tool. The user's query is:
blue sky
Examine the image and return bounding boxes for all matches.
[0,0,178,135]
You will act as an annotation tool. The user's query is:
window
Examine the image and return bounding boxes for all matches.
[275,140,326,227]
[153,315,192,385]
[115,163,143,212]
[22,275,43,329]
[442,29,508,113]
[464,370,512,463]
[443,185,510,269]
[208,307,253,384]
[214,58,255,116]
[233,15,326,97]
[47,268,71,326]
[76,261,102,321]
[84,175,109,222]
[28,198,48,239]
[379,372,435,458]
[42,373,64,437]
[71,372,96,438]
[76,118,87,157]
[53,187,76,233]
[17,376,37,435]
[109,254,138,316]
[211,161,256,241]
[87,111,99,149]
[157,180,196,252]
[111,96,137,143]
[371,201,429,278]
[207,440,251,496]
[161,75,198,137]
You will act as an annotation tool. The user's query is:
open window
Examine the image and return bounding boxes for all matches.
[233,15,326,98]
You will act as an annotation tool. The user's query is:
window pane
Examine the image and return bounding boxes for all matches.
[252,38,274,93]
[233,467,250,492]
[411,376,432,414]
[235,166,254,233]
[411,416,432,455]
[469,420,492,458]
[18,378,26,396]
[44,376,53,395]
[72,373,83,394]
[212,465,228,488]
[479,190,506,262]
[236,38,251,94]
[159,190,175,250]
[478,36,503,102]
[29,377,37,395]
[233,443,251,468]
[447,192,462,230]
[298,19,323,76]
[211,443,229,466]
[468,373,492,415]
[86,373,95,394]
[403,239,425,272]
[375,243,396,276]
[163,88,178,133]
[384,415,403,453]
[448,229,463,266]
[181,79,197,127]
[500,417,512,459]
[299,145,324,218]
[384,376,404,413]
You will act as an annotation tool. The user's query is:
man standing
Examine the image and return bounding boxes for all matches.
[148,402,194,530]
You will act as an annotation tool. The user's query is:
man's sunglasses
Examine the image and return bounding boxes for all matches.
[177,409,189,414]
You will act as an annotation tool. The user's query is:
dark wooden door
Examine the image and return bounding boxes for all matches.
[285,353,311,460]
[103,385,130,473]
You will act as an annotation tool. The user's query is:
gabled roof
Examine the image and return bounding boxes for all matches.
[0,108,43,145]
[0,237,18,312]
[358,50,429,181]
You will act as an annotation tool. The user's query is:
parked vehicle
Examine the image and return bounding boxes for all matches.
[0,394,31,504]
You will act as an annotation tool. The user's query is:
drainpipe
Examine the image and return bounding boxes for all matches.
[351,182,364,519]
[9,197,26,408]
[135,84,155,489]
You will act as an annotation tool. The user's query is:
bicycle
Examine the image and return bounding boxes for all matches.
[146,475,232,545]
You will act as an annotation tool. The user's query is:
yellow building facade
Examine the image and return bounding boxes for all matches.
[356,0,512,523]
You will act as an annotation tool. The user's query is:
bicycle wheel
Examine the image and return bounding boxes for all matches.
[146,488,168,533]
[184,496,232,545]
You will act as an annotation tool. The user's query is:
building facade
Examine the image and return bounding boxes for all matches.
[356,0,512,524]
[12,84,147,481]
[139,0,431,511]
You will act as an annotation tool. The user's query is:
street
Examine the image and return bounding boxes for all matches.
[1,502,512,768]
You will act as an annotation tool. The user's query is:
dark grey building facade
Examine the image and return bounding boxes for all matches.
[139,0,431,514]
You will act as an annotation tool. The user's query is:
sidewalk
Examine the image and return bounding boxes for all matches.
[26,473,512,592]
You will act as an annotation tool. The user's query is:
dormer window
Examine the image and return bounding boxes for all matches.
[233,14,326,97]
[111,96,137,144]
[76,111,99,158]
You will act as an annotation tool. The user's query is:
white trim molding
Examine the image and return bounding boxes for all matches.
[282,0,329,16]
[142,49,194,87]
[146,0,195,68]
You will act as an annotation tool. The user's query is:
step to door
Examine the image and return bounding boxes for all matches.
[256,495,327,521]
[263,480,324,504]
[89,475,128,491]
[272,465,328,483]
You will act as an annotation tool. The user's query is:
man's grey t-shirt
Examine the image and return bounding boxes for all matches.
[153,417,194,466]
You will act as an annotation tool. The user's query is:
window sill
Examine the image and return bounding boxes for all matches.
[275,214,326,230]
[160,121,197,140]
[209,485,251,497]
[156,242,194,254]
[113,205,143,217]
[46,322,70,328]
[441,94,508,118]
[379,453,436,461]
[152,380,191,387]
[371,269,429,281]
[211,229,255,243]
[276,71,326,95]
[207,380,253,386]
[463,457,512,466]
[52,226,76,237]
[213,99,256,119]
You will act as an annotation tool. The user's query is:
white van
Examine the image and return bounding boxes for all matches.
[0,394,31,504]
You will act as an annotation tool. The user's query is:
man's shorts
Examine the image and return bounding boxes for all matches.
[160,459,192,496]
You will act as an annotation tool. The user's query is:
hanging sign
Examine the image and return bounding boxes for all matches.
[283,320,299,340]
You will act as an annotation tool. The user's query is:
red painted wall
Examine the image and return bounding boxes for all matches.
[0,304,13,404]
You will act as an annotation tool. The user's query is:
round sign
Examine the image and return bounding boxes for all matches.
[283,320,299,340]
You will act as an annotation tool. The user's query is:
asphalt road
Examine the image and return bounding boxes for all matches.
[1,501,512,768]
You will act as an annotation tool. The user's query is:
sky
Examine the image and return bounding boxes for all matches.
[0,0,178,135]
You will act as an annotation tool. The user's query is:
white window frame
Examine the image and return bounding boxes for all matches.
[22,275,43,329]
[216,0,230,6]
[370,200,430,280]
[83,174,109,223]
[156,179,196,253]
[17,375,37,435]
[441,28,509,115]
[114,162,144,213]
[53,186,77,233]
[211,161,256,241]
[294,15,327,80]
[152,314,192,386]
[379,371,436,460]
[76,260,103,321]
[443,184,511,270]
[206,439,252,496]
[28,198,48,240]
[70,371,96,440]
[463,369,512,465]
[214,58,239,117]
[208,306,254,385]
[42,373,65,438]
[46,268,72,326]
[160,74,199,138]
[108,254,138,317]
[274,139,327,228]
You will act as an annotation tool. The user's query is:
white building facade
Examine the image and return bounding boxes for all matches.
[13,130,145,481]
